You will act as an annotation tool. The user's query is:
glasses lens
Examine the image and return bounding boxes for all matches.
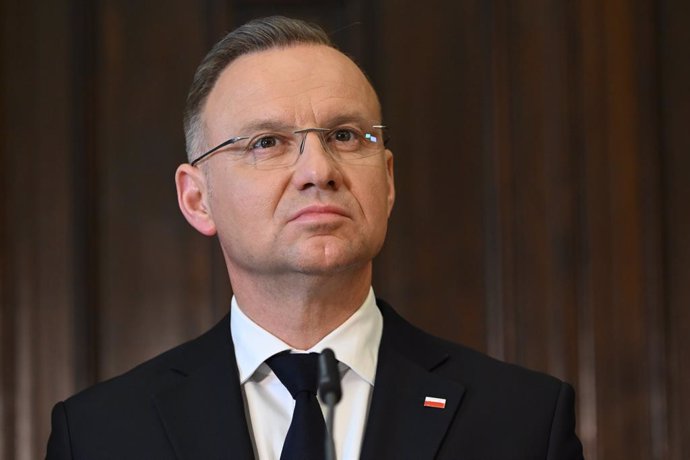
[243,132,298,169]
[236,125,386,170]
[321,125,385,163]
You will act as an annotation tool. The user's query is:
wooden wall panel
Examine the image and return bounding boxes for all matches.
[1,0,78,458]
[94,0,227,381]
[496,0,580,381]
[375,0,488,352]
[1,0,688,458]
[374,1,680,459]
[578,1,663,458]
[660,1,690,459]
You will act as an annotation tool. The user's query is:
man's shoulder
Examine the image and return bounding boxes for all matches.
[47,315,238,457]
[63,314,231,409]
[372,299,583,458]
[377,298,565,393]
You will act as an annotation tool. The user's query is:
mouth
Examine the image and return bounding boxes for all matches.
[289,204,350,223]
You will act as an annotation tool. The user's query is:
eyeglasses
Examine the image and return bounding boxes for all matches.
[190,124,387,169]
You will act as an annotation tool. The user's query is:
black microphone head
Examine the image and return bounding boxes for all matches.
[318,348,342,404]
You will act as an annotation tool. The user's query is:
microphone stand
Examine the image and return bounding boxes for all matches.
[318,348,342,460]
[323,390,337,460]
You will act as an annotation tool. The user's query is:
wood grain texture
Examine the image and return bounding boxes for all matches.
[1,0,78,457]
[93,0,227,380]
[0,0,687,458]
[660,2,690,459]
[375,0,488,352]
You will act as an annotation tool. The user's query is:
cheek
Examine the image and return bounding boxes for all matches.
[352,171,392,222]
[208,173,284,235]
[217,193,268,229]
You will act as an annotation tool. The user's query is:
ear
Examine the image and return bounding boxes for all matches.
[175,163,217,236]
[384,149,395,217]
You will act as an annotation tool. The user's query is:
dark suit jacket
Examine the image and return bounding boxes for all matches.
[46,300,584,459]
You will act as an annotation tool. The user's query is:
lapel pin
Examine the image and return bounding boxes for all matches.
[423,396,446,409]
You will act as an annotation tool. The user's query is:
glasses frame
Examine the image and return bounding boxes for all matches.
[190,124,387,167]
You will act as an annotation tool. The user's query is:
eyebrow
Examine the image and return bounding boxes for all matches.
[236,119,295,134]
[322,113,379,127]
[235,113,381,135]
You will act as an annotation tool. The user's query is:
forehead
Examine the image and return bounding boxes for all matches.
[203,44,381,133]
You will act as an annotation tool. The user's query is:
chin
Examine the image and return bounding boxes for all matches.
[296,254,373,276]
[284,236,382,275]
[290,249,369,276]
[292,258,362,275]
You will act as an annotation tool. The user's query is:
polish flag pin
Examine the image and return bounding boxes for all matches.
[423,396,446,409]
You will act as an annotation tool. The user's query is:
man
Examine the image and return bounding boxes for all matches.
[47,16,584,459]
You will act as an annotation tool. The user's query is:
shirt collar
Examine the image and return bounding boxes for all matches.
[231,288,383,386]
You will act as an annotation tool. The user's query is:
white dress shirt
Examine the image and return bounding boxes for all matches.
[230,288,383,460]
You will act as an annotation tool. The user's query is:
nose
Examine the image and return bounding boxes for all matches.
[291,130,343,191]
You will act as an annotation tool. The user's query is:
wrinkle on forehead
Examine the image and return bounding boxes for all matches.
[202,44,382,140]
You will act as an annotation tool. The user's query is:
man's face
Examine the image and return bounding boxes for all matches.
[193,44,394,278]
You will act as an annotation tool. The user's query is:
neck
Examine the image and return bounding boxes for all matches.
[228,265,372,349]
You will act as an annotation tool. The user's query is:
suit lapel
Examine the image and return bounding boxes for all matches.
[360,302,466,460]
[152,315,255,460]
[147,302,465,459]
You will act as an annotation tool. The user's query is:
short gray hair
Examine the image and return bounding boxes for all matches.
[183,16,334,162]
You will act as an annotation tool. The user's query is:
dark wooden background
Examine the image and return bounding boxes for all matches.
[1,1,688,459]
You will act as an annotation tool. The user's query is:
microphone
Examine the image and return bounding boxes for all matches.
[318,348,342,460]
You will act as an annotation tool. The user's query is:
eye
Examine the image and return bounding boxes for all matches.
[333,129,356,142]
[328,128,364,151]
[250,135,279,150]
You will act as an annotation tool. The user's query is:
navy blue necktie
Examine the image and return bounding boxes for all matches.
[266,351,326,460]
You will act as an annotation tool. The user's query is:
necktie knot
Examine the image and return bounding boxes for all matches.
[266,351,320,399]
